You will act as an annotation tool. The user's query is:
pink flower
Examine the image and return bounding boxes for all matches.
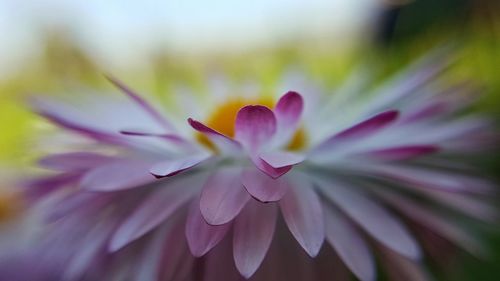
[17,55,497,281]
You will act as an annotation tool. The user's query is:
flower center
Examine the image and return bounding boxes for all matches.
[196,97,307,151]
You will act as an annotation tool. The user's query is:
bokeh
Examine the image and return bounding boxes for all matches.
[0,1,499,280]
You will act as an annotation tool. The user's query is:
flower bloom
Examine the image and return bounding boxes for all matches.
[14,53,497,281]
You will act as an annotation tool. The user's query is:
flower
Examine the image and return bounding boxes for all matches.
[15,52,497,281]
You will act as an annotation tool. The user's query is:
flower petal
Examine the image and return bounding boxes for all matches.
[233,199,277,278]
[235,105,276,152]
[251,157,292,179]
[274,91,304,146]
[356,145,438,161]
[186,200,231,257]
[109,175,202,251]
[188,118,242,153]
[150,154,210,178]
[200,168,251,225]
[314,110,399,152]
[315,177,421,259]
[38,152,114,172]
[324,203,375,281]
[280,176,324,257]
[241,167,289,202]
[80,160,155,191]
[259,150,305,168]
[106,75,176,131]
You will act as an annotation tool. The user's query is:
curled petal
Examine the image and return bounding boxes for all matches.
[235,105,276,152]
[188,118,242,153]
[150,154,210,178]
[259,151,305,168]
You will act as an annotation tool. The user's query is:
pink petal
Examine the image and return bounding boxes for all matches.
[200,168,251,225]
[109,175,202,251]
[316,110,399,151]
[106,75,175,131]
[31,98,123,145]
[185,200,231,257]
[150,154,209,178]
[324,204,375,281]
[251,157,292,179]
[274,91,304,146]
[80,160,156,191]
[316,177,421,259]
[188,118,242,153]
[38,152,114,171]
[279,177,324,257]
[235,105,276,152]
[233,199,277,278]
[357,145,438,161]
[259,150,305,168]
[159,220,195,281]
[241,167,289,202]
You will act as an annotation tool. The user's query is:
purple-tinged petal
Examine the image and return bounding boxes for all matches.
[324,203,375,281]
[80,160,156,191]
[200,168,250,225]
[334,110,399,140]
[233,199,277,278]
[235,105,277,152]
[31,98,124,145]
[252,157,292,179]
[380,247,431,281]
[259,151,305,168]
[241,167,289,202]
[370,165,494,194]
[109,175,202,251]
[315,177,421,259]
[106,75,176,131]
[280,177,324,257]
[185,200,231,257]
[188,118,242,153]
[159,219,195,281]
[150,154,209,178]
[313,110,399,154]
[24,173,81,200]
[38,152,115,172]
[376,189,486,256]
[356,145,438,161]
[119,128,189,145]
[274,91,304,146]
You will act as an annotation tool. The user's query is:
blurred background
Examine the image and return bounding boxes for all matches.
[0,0,499,280]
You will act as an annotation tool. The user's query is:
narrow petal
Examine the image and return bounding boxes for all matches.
[109,175,202,251]
[38,152,114,172]
[315,177,421,259]
[280,177,324,257]
[274,91,304,146]
[233,199,277,278]
[356,145,438,161]
[185,200,231,257]
[259,150,305,168]
[159,220,195,281]
[188,118,242,153]
[324,203,375,281]
[150,154,209,178]
[106,75,176,131]
[235,105,276,152]
[315,110,399,152]
[200,168,251,225]
[241,167,289,202]
[80,160,156,191]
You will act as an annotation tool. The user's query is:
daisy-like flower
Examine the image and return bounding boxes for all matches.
[15,51,497,281]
